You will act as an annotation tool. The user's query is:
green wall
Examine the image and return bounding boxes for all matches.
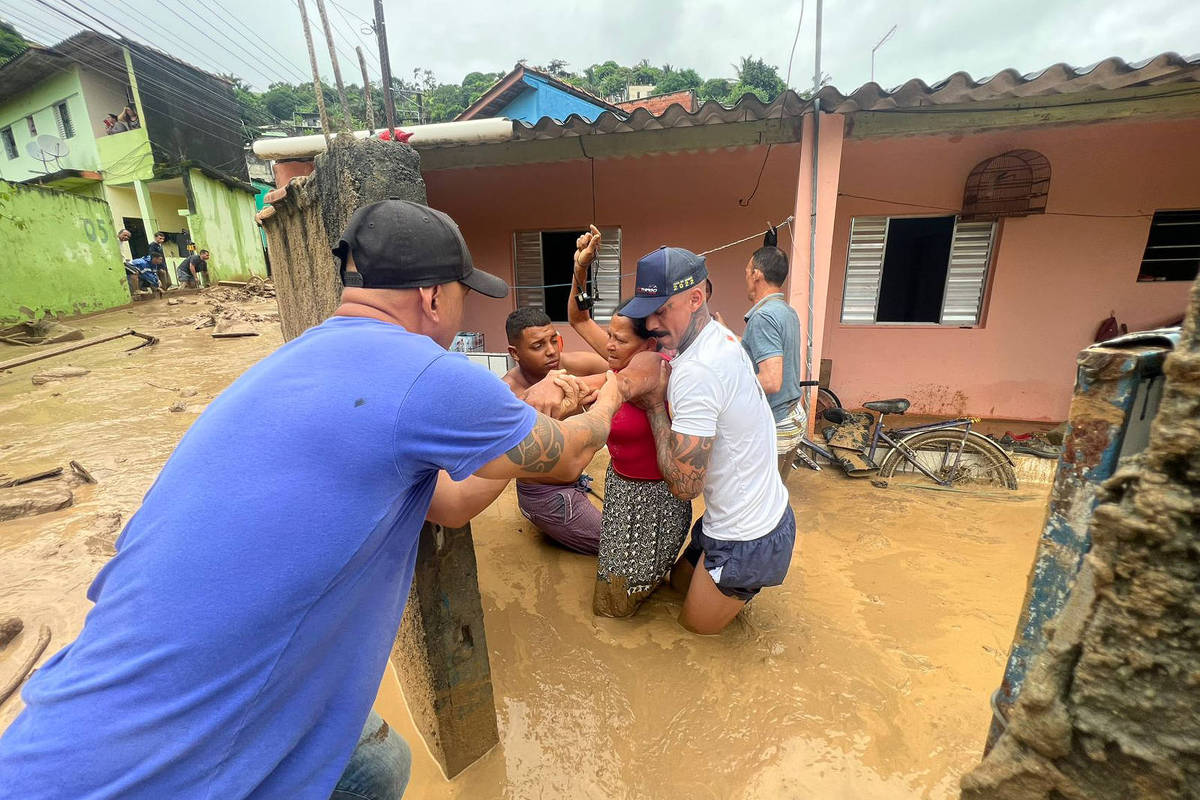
[0,179,129,321]
[95,127,154,184]
[187,169,267,281]
[0,67,100,182]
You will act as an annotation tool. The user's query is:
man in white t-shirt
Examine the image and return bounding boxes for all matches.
[623,246,795,634]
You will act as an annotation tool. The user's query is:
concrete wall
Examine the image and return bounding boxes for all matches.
[0,67,100,181]
[186,169,267,281]
[822,117,1198,421]
[423,144,804,351]
[0,180,128,321]
[501,75,612,123]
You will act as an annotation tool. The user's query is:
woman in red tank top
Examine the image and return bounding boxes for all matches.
[569,228,692,617]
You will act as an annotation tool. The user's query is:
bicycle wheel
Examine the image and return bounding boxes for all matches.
[878,430,1017,490]
[816,387,842,418]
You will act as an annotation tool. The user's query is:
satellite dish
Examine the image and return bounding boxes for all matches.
[25,141,43,160]
[37,134,69,158]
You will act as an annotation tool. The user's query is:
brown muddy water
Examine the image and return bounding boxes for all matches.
[0,297,1050,798]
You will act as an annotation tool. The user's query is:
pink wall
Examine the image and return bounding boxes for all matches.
[424,145,803,353]
[822,117,1198,421]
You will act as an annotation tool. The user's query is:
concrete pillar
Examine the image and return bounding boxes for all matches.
[787,111,845,431]
[257,136,499,777]
[392,523,498,777]
[132,179,157,240]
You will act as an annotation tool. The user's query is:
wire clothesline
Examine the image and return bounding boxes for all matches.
[507,216,796,291]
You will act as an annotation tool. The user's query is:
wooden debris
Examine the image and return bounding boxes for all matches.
[69,460,97,484]
[31,366,90,385]
[0,625,51,707]
[212,320,259,338]
[0,329,158,371]
[0,467,63,488]
[0,483,73,522]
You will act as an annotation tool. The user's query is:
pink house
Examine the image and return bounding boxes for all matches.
[265,53,1200,422]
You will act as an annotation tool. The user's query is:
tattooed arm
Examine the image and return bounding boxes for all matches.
[644,403,713,501]
[476,371,623,482]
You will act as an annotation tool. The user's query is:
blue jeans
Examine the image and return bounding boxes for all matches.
[331,711,411,800]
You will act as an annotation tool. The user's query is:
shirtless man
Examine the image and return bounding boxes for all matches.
[502,307,610,554]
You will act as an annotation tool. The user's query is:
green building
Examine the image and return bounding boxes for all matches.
[0,31,267,320]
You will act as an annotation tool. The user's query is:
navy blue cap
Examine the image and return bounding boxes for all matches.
[620,247,708,319]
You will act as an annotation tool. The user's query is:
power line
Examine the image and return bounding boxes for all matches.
[205,0,317,86]
[171,0,305,88]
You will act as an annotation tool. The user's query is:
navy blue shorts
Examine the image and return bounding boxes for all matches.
[683,506,796,601]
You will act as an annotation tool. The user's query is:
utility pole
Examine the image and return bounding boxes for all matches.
[297,0,331,148]
[356,47,376,133]
[373,0,397,136]
[315,0,354,132]
[416,91,424,126]
[871,25,898,84]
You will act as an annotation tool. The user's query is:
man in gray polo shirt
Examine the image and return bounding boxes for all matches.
[741,246,805,476]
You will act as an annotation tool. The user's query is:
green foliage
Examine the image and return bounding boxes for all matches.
[733,56,786,97]
[698,78,731,104]
[0,19,26,62]
[656,68,702,94]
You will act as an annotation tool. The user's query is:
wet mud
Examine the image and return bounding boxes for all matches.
[1,299,1050,798]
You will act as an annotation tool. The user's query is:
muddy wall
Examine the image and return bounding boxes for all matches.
[0,180,129,321]
[186,170,268,283]
[961,274,1200,796]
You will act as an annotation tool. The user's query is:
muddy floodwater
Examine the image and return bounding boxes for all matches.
[0,297,1050,798]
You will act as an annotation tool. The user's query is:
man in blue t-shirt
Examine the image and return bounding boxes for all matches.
[740,245,806,476]
[0,200,627,800]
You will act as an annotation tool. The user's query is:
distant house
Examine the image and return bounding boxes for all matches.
[616,89,698,115]
[457,64,626,124]
[0,31,267,318]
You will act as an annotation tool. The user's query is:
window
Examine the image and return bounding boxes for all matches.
[1,127,15,160]
[53,102,75,138]
[1138,210,1200,282]
[841,215,997,326]
[25,116,36,136]
[513,227,622,322]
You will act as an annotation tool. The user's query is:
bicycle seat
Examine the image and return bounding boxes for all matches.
[863,398,910,415]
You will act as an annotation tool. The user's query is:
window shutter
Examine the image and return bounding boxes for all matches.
[592,226,621,322]
[940,220,996,325]
[513,231,543,310]
[840,216,888,324]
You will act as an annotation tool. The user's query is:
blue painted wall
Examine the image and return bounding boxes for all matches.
[498,74,610,123]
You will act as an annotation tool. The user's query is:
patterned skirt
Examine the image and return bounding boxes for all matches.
[593,465,693,618]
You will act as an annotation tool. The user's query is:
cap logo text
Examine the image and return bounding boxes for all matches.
[638,285,659,294]
[672,276,696,291]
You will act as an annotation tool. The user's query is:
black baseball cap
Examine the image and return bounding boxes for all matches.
[620,246,709,318]
[332,199,508,298]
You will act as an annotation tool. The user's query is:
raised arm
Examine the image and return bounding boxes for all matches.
[567,224,609,358]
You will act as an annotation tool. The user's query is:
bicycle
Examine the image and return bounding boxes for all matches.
[793,396,1018,490]
[798,379,842,420]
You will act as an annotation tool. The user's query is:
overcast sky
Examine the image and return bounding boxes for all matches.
[10,0,1200,93]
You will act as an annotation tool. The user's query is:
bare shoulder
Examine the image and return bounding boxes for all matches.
[501,367,527,394]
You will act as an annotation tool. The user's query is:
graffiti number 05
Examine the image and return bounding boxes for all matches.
[83,218,112,244]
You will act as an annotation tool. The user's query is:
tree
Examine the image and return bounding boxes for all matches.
[0,19,27,62]
[540,58,570,77]
[656,68,702,94]
[630,58,662,86]
[733,56,786,98]
[698,78,731,104]
[262,84,303,122]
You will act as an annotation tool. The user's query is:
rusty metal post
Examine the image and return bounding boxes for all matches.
[986,335,1173,751]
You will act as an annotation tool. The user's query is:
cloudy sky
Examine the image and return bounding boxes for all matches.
[9,0,1200,93]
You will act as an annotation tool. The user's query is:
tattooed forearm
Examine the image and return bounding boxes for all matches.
[646,405,712,500]
[505,415,565,473]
